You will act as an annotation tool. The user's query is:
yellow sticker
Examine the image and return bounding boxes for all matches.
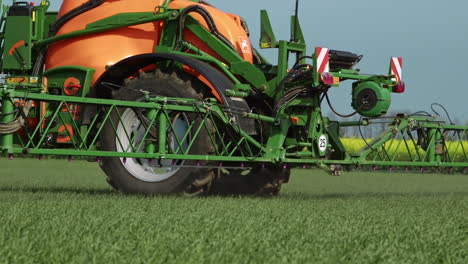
[7,77,28,84]
[260,43,271,49]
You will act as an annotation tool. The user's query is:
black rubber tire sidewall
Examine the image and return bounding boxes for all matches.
[99,71,213,195]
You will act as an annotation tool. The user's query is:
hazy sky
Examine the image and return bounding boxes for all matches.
[8,0,468,122]
[213,0,468,123]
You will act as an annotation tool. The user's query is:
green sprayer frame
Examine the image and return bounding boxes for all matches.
[2,89,467,173]
[0,0,467,174]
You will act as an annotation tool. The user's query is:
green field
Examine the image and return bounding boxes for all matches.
[0,159,467,263]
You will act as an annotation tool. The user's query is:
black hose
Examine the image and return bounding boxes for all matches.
[324,93,357,118]
[431,103,454,125]
[48,0,106,37]
[239,16,250,36]
[272,63,314,110]
[293,56,314,68]
[410,111,432,117]
[252,48,263,65]
[177,5,235,51]
[199,0,213,7]
[33,0,106,75]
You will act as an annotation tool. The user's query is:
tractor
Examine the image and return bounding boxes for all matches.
[0,0,467,195]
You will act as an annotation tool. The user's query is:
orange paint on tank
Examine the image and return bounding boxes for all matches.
[45,0,253,85]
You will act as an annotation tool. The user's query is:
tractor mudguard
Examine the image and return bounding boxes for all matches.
[89,53,256,135]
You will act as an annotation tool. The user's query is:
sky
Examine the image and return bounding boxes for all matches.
[211,0,468,123]
[6,0,468,122]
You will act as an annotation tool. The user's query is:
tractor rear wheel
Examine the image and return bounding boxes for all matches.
[211,165,290,196]
[99,69,288,196]
[99,70,215,195]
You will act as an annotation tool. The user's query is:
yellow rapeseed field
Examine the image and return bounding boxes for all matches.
[342,138,468,162]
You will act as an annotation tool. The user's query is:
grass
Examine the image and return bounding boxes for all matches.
[0,159,467,263]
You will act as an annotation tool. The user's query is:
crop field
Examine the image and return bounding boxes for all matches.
[0,159,467,264]
[342,138,468,162]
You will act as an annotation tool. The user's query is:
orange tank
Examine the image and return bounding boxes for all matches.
[45,0,253,84]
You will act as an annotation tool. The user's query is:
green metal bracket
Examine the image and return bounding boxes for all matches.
[180,16,268,91]
[155,18,178,54]
[34,11,175,48]
[290,15,305,44]
[0,87,466,172]
[1,8,33,71]
[86,12,157,29]
[43,66,96,97]
[260,10,278,49]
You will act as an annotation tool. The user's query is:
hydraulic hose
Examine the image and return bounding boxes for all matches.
[199,0,213,7]
[177,5,236,51]
[0,101,32,134]
[33,0,106,75]
[48,0,106,37]
[179,4,257,63]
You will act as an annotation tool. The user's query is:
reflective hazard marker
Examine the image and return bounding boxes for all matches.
[390,57,403,83]
[316,47,330,73]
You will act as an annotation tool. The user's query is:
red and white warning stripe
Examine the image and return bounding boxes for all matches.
[316,47,330,73]
[390,57,403,83]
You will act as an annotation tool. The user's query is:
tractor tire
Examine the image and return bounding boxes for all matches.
[211,166,290,196]
[99,69,288,196]
[99,70,216,195]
